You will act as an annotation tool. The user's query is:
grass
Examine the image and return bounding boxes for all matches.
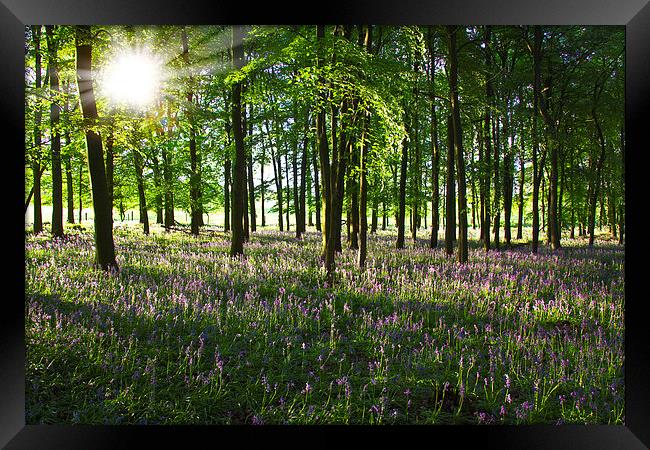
[25,223,624,425]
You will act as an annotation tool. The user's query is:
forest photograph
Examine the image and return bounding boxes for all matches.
[24,24,625,425]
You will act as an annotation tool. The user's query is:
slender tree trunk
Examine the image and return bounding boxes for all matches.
[261,145,266,227]
[163,103,174,230]
[46,26,63,238]
[411,58,421,243]
[540,87,561,250]
[230,25,247,256]
[349,137,360,250]
[243,155,249,240]
[492,114,501,249]
[333,102,348,254]
[246,103,256,233]
[396,120,409,249]
[589,107,607,247]
[224,155,231,232]
[531,27,542,254]
[284,152,291,231]
[61,82,75,225]
[152,153,163,224]
[75,25,117,270]
[618,125,624,244]
[292,113,301,238]
[358,25,372,267]
[517,124,525,240]
[470,145,477,231]
[105,128,115,224]
[503,98,514,248]
[316,25,334,279]
[65,154,74,224]
[31,25,43,234]
[482,26,492,251]
[78,164,83,224]
[270,143,283,231]
[371,196,378,233]
[133,151,149,235]
[447,26,468,263]
[182,28,201,236]
[299,119,308,235]
[445,114,455,256]
[312,138,321,231]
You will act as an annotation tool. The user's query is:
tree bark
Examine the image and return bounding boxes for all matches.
[444,114,455,256]
[517,118,525,240]
[482,26,492,251]
[299,117,308,235]
[133,150,149,235]
[31,26,44,234]
[396,119,409,249]
[358,25,372,268]
[182,28,201,236]
[163,102,174,229]
[503,97,514,248]
[230,25,247,256]
[447,26,468,263]
[589,107,607,247]
[46,26,64,238]
[75,25,117,270]
[531,26,543,254]
[312,137,321,231]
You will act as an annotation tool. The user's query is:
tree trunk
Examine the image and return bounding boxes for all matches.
[517,122,525,240]
[312,137,321,231]
[492,114,501,250]
[78,164,83,224]
[230,25,247,256]
[618,125,624,244]
[242,100,257,237]
[31,26,43,234]
[284,152,291,232]
[447,26,468,263]
[503,98,514,248]
[445,114,455,256]
[152,153,163,224]
[224,155,231,232]
[299,119,308,235]
[65,154,74,224]
[531,26,542,254]
[589,107,607,247]
[270,142,283,231]
[261,146,266,227]
[482,26,492,251]
[105,128,115,224]
[133,151,149,235]
[396,121,409,249]
[358,25,372,267]
[163,103,174,230]
[316,25,333,279]
[46,26,64,238]
[183,30,201,237]
[292,112,301,238]
[75,25,117,270]
[371,196,378,233]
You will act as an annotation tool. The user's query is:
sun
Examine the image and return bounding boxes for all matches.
[100,49,162,109]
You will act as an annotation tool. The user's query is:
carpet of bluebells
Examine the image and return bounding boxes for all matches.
[25,224,625,425]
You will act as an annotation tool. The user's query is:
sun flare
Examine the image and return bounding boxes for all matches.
[101,50,162,109]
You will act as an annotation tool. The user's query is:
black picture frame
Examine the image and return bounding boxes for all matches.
[3,0,648,447]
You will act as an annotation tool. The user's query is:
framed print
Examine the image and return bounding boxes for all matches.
[3,0,649,447]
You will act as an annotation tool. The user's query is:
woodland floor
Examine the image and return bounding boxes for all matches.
[24,224,624,425]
